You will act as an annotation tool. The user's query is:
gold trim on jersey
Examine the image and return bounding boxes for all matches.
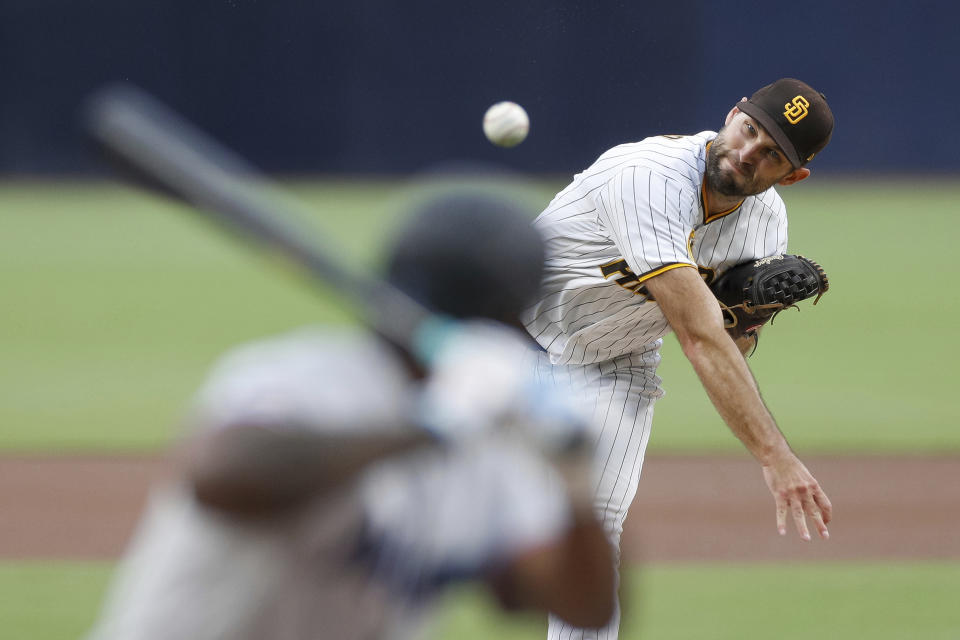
[637,262,696,283]
[600,258,696,297]
[687,230,716,284]
[701,142,744,224]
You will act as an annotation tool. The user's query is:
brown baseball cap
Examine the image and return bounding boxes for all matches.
[736,78,834,168]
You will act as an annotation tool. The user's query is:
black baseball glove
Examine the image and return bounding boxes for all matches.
[709,254,829,341]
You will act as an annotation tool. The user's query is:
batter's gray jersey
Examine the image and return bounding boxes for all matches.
[86,327,572,640]
[522,132,789,640]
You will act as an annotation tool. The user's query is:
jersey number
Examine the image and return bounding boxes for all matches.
[601,257,716,294]
[600,259,651,298]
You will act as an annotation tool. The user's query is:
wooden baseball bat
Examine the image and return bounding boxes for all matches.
[82,84,445,360]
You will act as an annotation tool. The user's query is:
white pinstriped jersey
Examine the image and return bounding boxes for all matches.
[522,131,788,366]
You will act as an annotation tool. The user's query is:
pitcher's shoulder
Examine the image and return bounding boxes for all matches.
[591,131,714,179]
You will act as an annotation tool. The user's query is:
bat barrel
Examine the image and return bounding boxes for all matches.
[84,84,437,357]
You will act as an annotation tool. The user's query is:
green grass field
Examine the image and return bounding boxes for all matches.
[5,561,958,639]
[2,178,959,639]
[2,178,958,452]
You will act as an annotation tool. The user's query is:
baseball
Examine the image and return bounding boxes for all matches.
[483,101,529,147]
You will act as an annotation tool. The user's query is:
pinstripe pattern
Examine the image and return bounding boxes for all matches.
[524,132,789,640]
[532,349,659,640]
[523,131,788,367]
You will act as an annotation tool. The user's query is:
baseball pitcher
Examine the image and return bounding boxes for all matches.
[521,78,835,640]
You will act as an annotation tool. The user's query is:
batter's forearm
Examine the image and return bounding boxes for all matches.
[187,426,433,514]
[490,516,615,628]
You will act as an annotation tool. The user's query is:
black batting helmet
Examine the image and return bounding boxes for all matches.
[384,190,545,324]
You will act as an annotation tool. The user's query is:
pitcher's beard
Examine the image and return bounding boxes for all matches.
[705,152,742,196]
[705,148,758,197]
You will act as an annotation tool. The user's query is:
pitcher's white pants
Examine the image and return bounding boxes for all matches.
[532,348,663,640]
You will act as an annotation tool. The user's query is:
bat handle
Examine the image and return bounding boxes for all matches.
[409,314,460,366]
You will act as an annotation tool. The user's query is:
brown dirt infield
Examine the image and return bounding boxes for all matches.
[1,453,958,563]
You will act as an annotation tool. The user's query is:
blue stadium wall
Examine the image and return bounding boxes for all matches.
[0,1,953,175]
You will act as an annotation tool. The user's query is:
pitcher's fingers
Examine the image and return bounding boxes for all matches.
[776,496,787,536]
[805,497,829,539]
[791,497,811,541]
[813,488,833,524]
